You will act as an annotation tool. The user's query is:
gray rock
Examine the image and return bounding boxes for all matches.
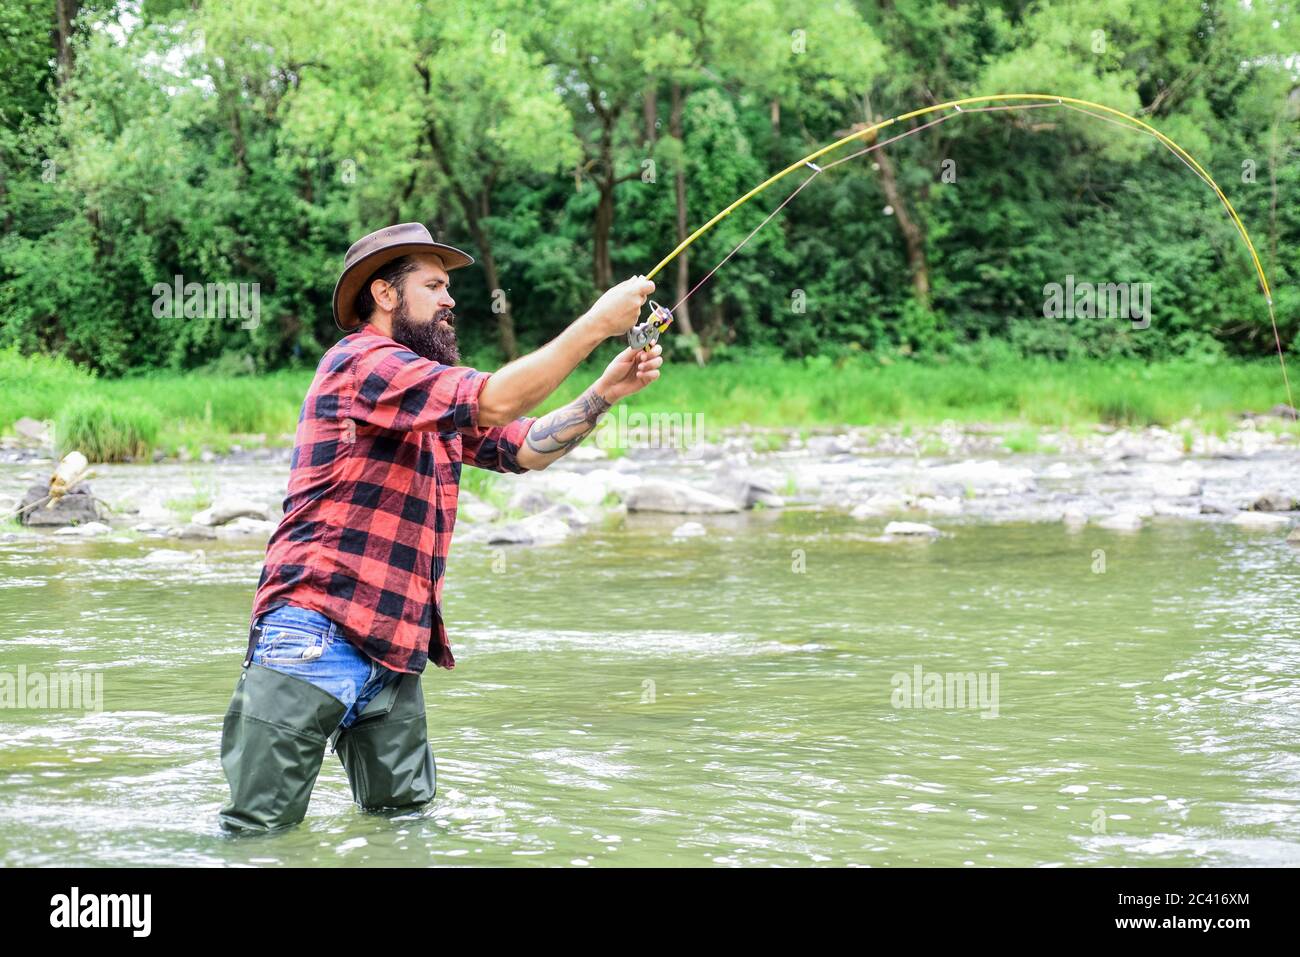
[484,523,533,545]
[529,469,612,507]
[1155,478,1202,498]
[192,496,270,526]
[806,434,856,456]
[566,445,608,462]
[517,513,571,541]
[133,498,176,523]
[535,502,590,530]
[672,521,707,538]
[19,483,101,527]
[1061,504,1090,525]
[1250,491,1295,512]
[213,517,276,539]
[52,521,111,537]
[926,459,1034,493]
[507,486,553,516]
[486,513,570,546]
[178,524,218,540]
[1097,512,1144,531]
[625,480,741,514]
[883,521,940,537]
[457,493,499,523]
[708,474,785,509]
[1153,500,1201,519]
[1145,449,1183,463]
[143,548,205,565]
[12,417,50,444]
[915,495,962,515]
[681,441,724,461]
[851,495,906,519]
[1231,511,1291,529]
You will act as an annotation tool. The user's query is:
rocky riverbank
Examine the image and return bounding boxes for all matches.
[4,418,1300,547]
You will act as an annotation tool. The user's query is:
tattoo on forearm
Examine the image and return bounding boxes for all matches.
[525,387,612,458]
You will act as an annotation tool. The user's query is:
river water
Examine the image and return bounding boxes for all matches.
[2,493,1298,866]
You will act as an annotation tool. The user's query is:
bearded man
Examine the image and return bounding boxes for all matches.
[218,222,661,832]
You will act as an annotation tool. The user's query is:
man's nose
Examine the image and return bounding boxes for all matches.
[439,290,455,309]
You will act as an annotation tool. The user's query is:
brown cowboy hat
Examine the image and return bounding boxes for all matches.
[332,222,474,332]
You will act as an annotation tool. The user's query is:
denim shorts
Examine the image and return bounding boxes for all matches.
[251,604,400,731]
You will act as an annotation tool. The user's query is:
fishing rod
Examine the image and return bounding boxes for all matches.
[622,92,1292,412]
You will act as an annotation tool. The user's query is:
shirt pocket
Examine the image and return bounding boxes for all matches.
[436,430,463,485]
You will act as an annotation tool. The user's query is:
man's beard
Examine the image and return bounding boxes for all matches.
[390,298,460,365]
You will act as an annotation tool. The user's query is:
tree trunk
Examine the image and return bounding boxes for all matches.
[0,163,10,234]
[54,0,79,86]
[669,83,705,365]
[872,144,930,308]
[643,83,658,147]
[463,204,518,361]
[594,176,613,290]
[477,239,518,362]
[423,111,519,360]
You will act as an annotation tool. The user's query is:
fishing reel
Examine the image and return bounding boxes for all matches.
[626,300,674,352]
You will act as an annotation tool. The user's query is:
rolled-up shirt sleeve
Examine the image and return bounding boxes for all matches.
[460,416,536,473]
[346,345,488,433]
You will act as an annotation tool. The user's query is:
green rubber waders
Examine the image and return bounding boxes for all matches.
[332,673,437,812]
[218,663,348,833]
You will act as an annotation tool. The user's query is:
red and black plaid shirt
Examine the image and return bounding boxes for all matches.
[250,322,535,673]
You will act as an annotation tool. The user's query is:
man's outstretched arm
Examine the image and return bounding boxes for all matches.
[515,342,664,471]
[477,276,655,427]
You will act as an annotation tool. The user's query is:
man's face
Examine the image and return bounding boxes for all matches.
[388,254,460,365]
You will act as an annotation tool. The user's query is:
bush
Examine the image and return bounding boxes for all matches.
[55,398,161,463]
[0,346,96,433]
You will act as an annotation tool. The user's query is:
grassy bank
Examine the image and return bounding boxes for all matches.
[2,346,1296,461]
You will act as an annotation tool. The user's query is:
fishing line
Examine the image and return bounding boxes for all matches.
[642,93,1292,413]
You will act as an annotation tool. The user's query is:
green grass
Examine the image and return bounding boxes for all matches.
[3,345,1298,460]
[587,355,1298,430]
[1002,426,1040,454]
[458,466,501,504]
[164,473,218,515]
[0,346,309,461]
[750,431,787,453]
[55,398,160,463]
[592,355,1300,441]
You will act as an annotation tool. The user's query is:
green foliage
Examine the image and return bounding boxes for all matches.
[56,397,161,463]
[0,345,95,432]
[0,0,1296,378]
[1002,427,1040,453]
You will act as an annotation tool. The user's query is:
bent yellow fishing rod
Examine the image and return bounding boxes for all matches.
[623,92,1292,412]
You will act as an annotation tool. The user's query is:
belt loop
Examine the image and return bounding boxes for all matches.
[242,618,262,669]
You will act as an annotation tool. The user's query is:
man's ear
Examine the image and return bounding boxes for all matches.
[371,277,397,313]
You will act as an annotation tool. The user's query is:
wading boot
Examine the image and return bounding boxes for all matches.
[331,672,437,813]
[218,663,348,833]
